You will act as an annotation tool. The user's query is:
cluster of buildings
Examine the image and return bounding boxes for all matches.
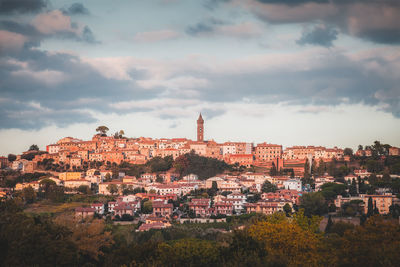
[2,114,349,177]
[4,114,400,230]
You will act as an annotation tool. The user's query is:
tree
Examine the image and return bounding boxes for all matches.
[212,181,218,191]
[368,173,378,185]
[299,192,328,217]
[261,180,277,193]
[367,197,373,217]
[142,200,153,214]
[7,154,16,162]
[22,186,36,203]
[157,238,220,266]
[173,155,189,177]
[358,144,363,151]
[78,185,90,194]
[247,216,324,266]
[107,184,118,195]
[343,148,353,156]
[155,176,163,183]
[269,162,278,176]
[54,215,113,262]
[349,178,358,196]
[373,201,379,215]
[283,203,292,216]
[336,216,400,266]
[325,215,333,233]
[104,173,111,182]
[29,144,39,151]
[382,170,391,184]
[96,125,109,136]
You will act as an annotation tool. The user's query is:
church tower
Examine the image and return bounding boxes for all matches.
[197,113,204,142]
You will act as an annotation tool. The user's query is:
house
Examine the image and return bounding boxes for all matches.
[91,203,105,214]
[64,179,91,189]
[75,207,95,218]
[189,198,211,217]
[59,172,82,181]
[245,201,285,215]
[152,200,173,217]
[214,201,233,215]
[227,192,247,213]
[138,222,168,231]
[354,169,371,179]
[114,203,134,217]
[283,179,302,191]
[15,181,40,191]
[362,194,394,214]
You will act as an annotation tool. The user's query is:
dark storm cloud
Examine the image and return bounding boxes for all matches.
[0,47,161,130]
[0,18,99,46]
[241,0,400,45]
[0,0,48,14]
[62,3,90,15]
[169,51,400,118]
[297,24,338,47]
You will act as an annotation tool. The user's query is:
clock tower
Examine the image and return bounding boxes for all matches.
[197,113,204,142]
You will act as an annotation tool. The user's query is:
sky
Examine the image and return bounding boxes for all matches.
[0,0,399,154]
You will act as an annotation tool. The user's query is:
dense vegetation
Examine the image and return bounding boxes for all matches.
[1,199,399,267]
[173,152,230,180]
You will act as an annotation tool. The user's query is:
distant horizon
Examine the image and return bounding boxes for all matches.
[2,113,397,155]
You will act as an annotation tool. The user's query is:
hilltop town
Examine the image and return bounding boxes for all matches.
[1,114,400,266]
[1,114,399,230]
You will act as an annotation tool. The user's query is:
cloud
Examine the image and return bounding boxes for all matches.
[81,26,99,44]
[0,11,100,45]
[0,30,27,53]
[297,24,338,47]
[237,0,400,44]
[62,3,90,15]
[32,10,75,35]
[0,47,158,130]
[133,30,180,43]
[186,19,261,38]
[0,0,47,14]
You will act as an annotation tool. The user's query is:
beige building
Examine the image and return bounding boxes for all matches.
[59,172,83,181]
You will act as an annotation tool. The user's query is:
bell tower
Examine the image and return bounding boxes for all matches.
[197,113,204,142]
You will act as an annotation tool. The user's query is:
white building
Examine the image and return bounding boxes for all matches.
[227,192,247,213]
[91,203,105,214]
[283,179,302,191]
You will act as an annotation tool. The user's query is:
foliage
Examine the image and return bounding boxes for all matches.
[107,184,118,195]
[174,152,230,180]
[157,238,220,266]
[247,214,324,266]
[320,182,347,200]
[96,125,109,135]
[29,144,40,151]
[334,216,400,266]
[261,180,277,193]
[22,186,36,204]
[78,185,91,194]
[146,156,173,173]
[54,214,113,262]
[299,192,328,217]
[7,154,16,162]
[142,200,153,214]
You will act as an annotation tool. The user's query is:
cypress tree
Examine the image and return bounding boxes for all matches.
[367,197,374,217]
[325,215,333,233]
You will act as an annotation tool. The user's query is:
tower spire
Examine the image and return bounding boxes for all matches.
[197,113,204,141]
